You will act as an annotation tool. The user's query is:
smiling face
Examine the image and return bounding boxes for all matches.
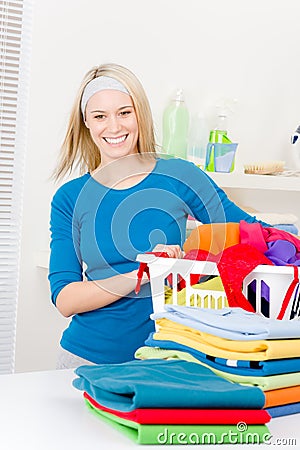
[84,90,139,165]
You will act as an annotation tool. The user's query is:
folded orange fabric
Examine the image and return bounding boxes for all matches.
[183,222,240,255]
[264,385,300,408]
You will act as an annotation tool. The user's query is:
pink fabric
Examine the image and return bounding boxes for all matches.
[239,221,268,253]
[240,221,300,252]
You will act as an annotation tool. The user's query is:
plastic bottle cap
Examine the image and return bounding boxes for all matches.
[174,89,184,102]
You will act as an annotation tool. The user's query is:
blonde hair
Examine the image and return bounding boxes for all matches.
[53,63,157,180]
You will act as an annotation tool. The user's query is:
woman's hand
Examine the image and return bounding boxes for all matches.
[152,244,184,258]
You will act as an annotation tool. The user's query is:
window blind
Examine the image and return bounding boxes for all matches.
[0,0,33,374]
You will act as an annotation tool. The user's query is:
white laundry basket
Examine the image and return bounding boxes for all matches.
[136,254,300,320]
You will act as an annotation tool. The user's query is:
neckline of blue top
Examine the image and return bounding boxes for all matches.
[86,157,161,192]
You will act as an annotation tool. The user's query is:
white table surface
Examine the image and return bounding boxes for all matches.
[0,368,299,450]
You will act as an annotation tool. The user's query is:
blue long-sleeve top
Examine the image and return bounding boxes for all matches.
[49,157,264,364]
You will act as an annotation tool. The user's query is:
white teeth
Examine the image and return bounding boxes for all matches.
[105,135,127,144]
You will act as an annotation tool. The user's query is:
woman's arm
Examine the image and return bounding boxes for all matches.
[56,243,182,317]
[56,269,148,317]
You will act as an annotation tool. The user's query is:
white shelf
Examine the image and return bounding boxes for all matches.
[206,171,300,191]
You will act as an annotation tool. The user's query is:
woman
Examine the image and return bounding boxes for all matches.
[49,63,263,369]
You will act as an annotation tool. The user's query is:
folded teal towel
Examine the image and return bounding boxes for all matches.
[73,359,265,412]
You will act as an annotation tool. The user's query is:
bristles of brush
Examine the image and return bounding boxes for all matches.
[244,161,285,175]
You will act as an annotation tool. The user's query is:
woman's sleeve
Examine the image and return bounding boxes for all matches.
[175,160,269,225]
[48,187,83,305]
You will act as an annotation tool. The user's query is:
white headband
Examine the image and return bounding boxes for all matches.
[81,76,130,117]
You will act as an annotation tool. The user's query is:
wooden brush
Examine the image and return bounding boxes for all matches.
[244,161,285,175]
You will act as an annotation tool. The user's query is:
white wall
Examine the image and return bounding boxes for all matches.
[15,0,300,372]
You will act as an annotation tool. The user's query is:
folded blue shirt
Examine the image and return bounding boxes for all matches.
[73,359,265,411]
[267,402,300,418]
[145,334,300,376]
[151,306,300,340]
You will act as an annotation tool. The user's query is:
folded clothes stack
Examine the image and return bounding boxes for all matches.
[137,306,300,419]
[73,359,270,445]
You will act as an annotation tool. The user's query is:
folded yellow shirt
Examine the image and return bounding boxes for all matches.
[153,318,300,361]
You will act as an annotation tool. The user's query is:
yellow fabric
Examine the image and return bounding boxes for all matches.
[135,346,199,363]
[164,277,228,308]
[153,318,300,361]
[135,346,300,391]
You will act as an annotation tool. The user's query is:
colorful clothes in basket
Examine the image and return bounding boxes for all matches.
[181,245,273,312]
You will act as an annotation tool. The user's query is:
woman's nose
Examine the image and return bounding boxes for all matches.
[106,114,121,132]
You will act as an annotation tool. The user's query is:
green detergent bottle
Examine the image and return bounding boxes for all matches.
[162,89,189,159]
[205,107,234,172]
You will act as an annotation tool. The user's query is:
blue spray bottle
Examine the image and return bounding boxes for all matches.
[290,125,300,169]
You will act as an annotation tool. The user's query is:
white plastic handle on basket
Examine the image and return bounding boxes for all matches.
[277,266,299,320]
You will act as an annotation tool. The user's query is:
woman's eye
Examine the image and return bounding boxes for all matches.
[94,114,105,120]
[120,110,131,116]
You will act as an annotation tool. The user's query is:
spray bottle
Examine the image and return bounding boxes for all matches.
[162,89,190,159]
[209,103,232,144]
[289,124,300,170]
[205,99,236,172]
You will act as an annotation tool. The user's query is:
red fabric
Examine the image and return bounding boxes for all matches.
[184,244,274,312]
[83,392,270,424]
[135,252,169,294]
[277,265,299,319]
